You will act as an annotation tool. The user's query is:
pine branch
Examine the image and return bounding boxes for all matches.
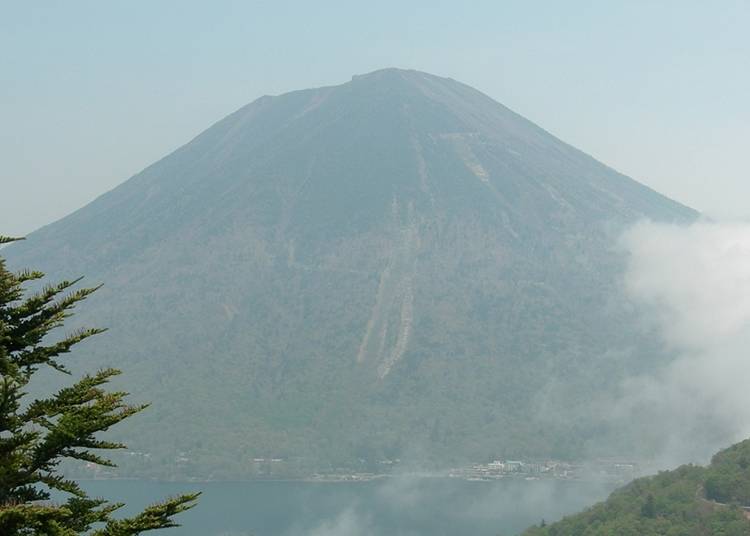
[0,237,200,533]
[39,474,86,498]
[0,503,75,536]
[12,269,44,284]
[14,327,107,373]
[92,494,201,536]
[6,281,102,355]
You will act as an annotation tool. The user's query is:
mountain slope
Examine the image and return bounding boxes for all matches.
[522,439,750,536]
[4,69,697,477]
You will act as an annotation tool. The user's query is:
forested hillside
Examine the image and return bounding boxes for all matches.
[522,440,750,536]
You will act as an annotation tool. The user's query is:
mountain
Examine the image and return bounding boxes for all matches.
[522,439,750,536]
[4,68,697,478]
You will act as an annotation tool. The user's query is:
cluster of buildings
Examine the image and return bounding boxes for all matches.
[449,459,639,482]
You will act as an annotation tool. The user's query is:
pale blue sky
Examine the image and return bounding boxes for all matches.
[2,1,749,235]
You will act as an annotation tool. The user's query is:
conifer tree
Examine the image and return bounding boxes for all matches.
[0,235,199,535]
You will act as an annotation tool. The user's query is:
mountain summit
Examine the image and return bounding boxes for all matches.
[6,69,696,477]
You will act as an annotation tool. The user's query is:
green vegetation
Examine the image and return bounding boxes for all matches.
[522,440,750,536]
[704,440,750,505]
[0,235,198,534]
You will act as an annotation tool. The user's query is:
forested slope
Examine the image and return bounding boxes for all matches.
[522,440,750,536]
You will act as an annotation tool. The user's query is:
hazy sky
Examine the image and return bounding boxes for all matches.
[2,1,748,236]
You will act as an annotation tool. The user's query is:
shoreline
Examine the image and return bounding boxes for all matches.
[74,473,629,485]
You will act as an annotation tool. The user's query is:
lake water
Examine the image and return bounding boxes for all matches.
[79,477,615,536]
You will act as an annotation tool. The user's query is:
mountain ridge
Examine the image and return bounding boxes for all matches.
[24,68,692,239]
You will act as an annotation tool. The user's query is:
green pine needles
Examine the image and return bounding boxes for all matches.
[0,235,198,535]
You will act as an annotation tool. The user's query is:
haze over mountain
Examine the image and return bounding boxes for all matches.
[5,69,697,478]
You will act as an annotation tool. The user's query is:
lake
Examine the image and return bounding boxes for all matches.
[78,477,616,535]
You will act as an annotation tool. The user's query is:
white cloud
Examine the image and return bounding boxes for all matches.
[306,507,374,536]
[618,220,750,463]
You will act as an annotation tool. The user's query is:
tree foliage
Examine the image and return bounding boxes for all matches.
[522,440,750,536]
[0,235,198,535]
[704,440,750,506]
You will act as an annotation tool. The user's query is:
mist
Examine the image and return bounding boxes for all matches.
[293,476,612,536]
[73,477,613,536]
[616,220,750,466]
